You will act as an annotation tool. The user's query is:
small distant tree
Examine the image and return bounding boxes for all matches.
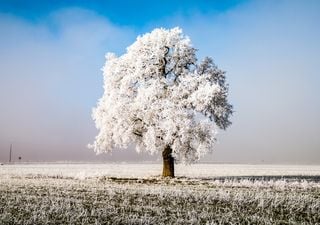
[90,27,232,177]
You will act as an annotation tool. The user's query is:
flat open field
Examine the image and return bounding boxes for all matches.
[1,164,319,224]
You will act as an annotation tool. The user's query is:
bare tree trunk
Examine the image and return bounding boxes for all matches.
[162,145,174,178]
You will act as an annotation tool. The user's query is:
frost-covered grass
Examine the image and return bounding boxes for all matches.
[0,164,320,224]
[1,163,320,179]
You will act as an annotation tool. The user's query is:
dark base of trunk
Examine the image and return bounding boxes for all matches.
[162,145,174,178]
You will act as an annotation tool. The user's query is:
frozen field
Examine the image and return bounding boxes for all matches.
[1,163,320,224]
[1,163,320,179]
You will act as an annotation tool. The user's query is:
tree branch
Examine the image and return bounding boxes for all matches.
[133,131,143,137]
[159,46,170,77]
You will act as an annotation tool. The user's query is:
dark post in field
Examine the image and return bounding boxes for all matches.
[9,144,12,163]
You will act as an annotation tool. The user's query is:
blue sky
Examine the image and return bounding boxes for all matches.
[0,0,244,25]
[0,0,319,163]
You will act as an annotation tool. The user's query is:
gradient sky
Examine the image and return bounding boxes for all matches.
[0,0,319,163]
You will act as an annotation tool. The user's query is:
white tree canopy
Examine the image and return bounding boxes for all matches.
[90,27,232,163]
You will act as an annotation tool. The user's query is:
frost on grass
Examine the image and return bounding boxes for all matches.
[1,165,319,224]
[89,27,232,164]
[1,163,320,179]
[0,176,319,225]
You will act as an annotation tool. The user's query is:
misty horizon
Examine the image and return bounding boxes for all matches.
[0,0,319,164]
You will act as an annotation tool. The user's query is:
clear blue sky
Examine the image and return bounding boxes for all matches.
[0,0,319,163]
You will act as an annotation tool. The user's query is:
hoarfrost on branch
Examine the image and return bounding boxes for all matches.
[90,27,232,163]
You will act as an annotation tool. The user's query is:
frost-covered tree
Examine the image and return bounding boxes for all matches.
[90,27,232,177]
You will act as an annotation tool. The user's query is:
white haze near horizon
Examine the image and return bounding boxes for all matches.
[0,1,319,164]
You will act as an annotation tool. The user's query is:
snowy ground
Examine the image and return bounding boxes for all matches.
[1,163,320,179]
[1,163,319,224]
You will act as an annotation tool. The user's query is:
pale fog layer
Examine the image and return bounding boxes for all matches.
[0,1,319,164]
